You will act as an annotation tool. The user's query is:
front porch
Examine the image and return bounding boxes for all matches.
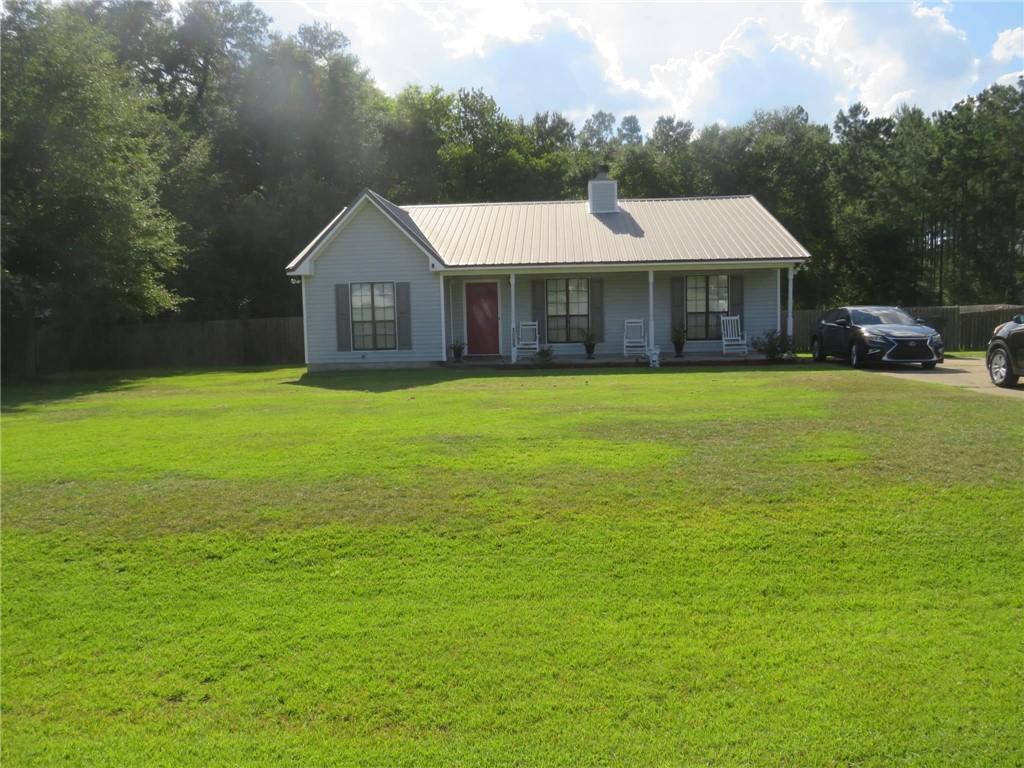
[439,265,796,363]
[446,349,784,369]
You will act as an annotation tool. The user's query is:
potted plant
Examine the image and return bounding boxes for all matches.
[449,339,465,363]
[581,328,597,359]
[671,325,687,357]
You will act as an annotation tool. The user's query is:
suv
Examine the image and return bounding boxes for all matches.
[986,314,1024,388]
[811,306,944,369]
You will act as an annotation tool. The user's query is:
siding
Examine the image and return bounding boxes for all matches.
[304,203,442,365]
[499,267,780,356]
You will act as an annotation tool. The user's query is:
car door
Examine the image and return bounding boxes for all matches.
[819,310,838,354]
[1009,318,1024,372]
[826,309,850,355]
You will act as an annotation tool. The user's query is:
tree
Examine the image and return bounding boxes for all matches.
[2,2,182,373]
[617,114,643,146]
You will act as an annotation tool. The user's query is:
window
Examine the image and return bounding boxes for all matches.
[686,275,729,340]
[351,282,396,350]
[546,278,589,342]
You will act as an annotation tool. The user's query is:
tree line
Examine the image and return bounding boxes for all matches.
[3,0,1022,360]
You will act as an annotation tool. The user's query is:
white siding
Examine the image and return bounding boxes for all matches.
[304,203,442,366]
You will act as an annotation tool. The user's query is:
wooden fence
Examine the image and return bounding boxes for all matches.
[32,317,305,374]
[789,305,1024,352]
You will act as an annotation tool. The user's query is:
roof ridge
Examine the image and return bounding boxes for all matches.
[400,194,755,210]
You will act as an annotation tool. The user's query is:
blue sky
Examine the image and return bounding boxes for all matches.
[254,1,1023,130]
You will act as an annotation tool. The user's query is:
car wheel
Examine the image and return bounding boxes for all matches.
[849,341,865,368]
[988,348,1019,388]
[811,337,825,362]
[920,361,937,370]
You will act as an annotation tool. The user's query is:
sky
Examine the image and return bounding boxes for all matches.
[252,0,1024,130]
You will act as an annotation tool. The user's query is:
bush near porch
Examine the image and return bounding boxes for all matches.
[2,366,1022,766]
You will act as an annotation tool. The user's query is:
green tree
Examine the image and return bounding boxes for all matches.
[2,1,182,373]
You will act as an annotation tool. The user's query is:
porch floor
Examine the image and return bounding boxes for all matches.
[445,351,790,369]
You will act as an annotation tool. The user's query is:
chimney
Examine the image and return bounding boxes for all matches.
[588,164,618,214]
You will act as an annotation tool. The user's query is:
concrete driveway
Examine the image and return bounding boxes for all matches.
[865,355,1024,398]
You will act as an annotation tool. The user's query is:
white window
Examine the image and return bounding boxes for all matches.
[351,282,396,350]
[546,278,590,342]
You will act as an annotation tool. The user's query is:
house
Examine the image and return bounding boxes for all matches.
[286,168,809,368]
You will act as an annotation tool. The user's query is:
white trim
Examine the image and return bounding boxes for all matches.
[300,276,310,364]
[509,273,518,363]
[437,259,805,276]
[439,275,447,362]
[787,265,794,337]
[462,279,503,356]
[648,270,655,349]
[286,193,440,275]
[777,268,782,333]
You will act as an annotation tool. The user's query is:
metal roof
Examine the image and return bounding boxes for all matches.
[287,191,810,273]
[403,195,810,267]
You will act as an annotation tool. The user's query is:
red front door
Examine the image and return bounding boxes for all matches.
[466,282,500,355]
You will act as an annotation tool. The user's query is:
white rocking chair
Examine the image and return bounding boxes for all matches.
[624,319,647,357]
[516,321,540,356]
[721,315,748,355]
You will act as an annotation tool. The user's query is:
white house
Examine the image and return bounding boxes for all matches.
[286,169,809,369]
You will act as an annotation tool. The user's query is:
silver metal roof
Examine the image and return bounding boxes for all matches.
[403,195,809,267]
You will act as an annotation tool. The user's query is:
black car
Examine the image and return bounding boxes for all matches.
[986,314,1024,388]
[810,306,944,368]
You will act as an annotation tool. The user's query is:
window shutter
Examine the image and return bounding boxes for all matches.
[671,277,685,331]
[531,280,547,344]
[589,278,604,342]
[335,284,351,351]
[396,282,412,349]
[728,274,744,322]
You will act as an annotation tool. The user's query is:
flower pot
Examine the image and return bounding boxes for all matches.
[673,342,685,357]
[584,342,596,359]
[452,349,463,363]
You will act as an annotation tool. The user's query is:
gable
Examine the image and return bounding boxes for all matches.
[287,192,441,276]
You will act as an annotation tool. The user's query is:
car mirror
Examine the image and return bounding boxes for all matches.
[835,318,849,327]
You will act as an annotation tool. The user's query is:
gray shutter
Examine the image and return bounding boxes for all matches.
[531,280,547,344]
[589,278,604,342]
[335,284,350,351]
[729,274,744,323]
[671,277,685,331]
[396,282,412,349]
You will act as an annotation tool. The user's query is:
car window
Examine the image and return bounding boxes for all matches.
[851,308,915,326]
[820,310,837,323]
[837,309,850,323]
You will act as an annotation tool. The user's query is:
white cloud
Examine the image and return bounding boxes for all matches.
[996,70,1024,86]
[255,0,1007,129]
[991,27,1024,63]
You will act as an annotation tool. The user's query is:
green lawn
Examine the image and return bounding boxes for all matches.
[3,365,1022,766]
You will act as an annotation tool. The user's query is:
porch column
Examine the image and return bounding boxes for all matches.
[509,272,517,363]
[439,274,447,362]
[786,265,794,338]
[648,270,655,349]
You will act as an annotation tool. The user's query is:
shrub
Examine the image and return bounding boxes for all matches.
[752,330,794,361]
[534,346,555,366]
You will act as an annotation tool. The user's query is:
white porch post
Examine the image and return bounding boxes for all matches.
[439,274,447,362]
[786,265,794,338]
[648,270,655,349]
[510,272,517,363]
[777,268,782,333]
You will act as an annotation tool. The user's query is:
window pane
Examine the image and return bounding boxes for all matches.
[709,275,729,312]
[687,312,706,340]
[352,321,374,350]
[373,283,395,323]
[351,283,373,322]
[547,279,566,316]
[375,320,396,349]
[568,315,589,342]
[547,316,567,343]
[687,276,706,312]
[708,313,722,340]
[568,278,589,316]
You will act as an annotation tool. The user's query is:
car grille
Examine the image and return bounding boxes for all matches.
[887,339,932,360]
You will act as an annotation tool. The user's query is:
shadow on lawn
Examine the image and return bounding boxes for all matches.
[1,367,288,410]
[290,362,834,394]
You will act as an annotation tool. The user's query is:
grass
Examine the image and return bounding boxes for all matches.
[3,365,1022,766]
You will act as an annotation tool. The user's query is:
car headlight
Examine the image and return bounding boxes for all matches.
[930,333,944,346]
[863,333,889,345]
